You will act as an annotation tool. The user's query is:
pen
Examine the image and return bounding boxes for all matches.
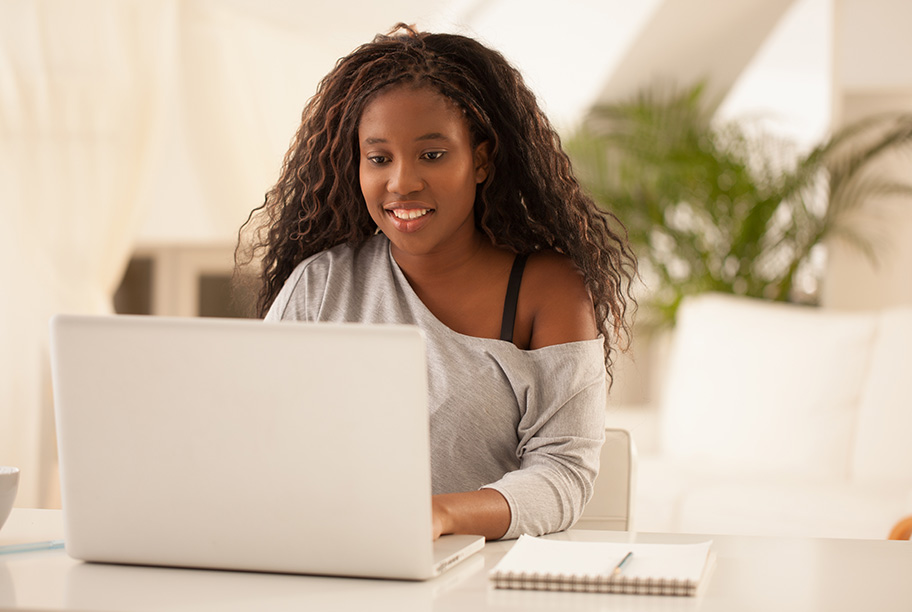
[612,551,633,576]
[0,539,65,555]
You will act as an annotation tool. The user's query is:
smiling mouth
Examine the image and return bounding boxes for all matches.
[389,208,432,220]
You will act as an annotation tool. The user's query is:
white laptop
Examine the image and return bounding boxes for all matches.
[49,314,484,580]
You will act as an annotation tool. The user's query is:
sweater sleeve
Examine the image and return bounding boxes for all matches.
[264,251,332,322]
[481,343,607,539]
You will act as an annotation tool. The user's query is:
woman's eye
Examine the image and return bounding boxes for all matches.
[422,151,445,161]
[368,155,389,165]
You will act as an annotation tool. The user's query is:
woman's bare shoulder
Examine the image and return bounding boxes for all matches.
[521,250,598,349]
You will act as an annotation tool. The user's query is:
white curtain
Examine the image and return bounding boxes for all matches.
[0,0,176,507]
[0,0,424,509]
[168,0,326,241]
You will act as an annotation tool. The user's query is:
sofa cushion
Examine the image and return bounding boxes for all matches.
[634,454,912,538]
[672,479,910,540]
[850,307,912,486]
[659,294,877,479]
[632,454,719,534]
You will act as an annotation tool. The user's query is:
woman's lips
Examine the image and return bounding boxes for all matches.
[384,204,434,233]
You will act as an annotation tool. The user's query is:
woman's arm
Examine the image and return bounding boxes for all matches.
[432,489,511,540]
[430,251,604,541]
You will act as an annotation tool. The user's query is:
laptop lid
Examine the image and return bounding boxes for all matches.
[49,314,483,580]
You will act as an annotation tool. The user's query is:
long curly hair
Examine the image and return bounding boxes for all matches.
[237,24,637,375]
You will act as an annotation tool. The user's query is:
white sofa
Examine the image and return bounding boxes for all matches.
[608,293,912,540]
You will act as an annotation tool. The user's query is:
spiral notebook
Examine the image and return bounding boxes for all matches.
[489,536,714,597]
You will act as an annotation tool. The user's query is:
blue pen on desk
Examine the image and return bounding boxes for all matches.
[612,551,633,576]
[0,539,65,555]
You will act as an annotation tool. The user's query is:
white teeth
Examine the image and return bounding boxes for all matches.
[390,209,430,220]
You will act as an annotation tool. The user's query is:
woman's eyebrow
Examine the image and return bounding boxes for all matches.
[362,133,451,145]
[416,132,449,142]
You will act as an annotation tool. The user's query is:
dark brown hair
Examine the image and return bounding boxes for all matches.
[237,24,637,374]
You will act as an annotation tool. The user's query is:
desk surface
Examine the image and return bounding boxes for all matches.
[2,508,911,611]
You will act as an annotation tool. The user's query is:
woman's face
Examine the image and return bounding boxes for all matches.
[358,85,489,260]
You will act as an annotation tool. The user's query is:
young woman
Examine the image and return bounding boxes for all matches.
[238,24,637,540]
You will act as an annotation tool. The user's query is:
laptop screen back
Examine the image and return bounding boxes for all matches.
[50,315,439,579]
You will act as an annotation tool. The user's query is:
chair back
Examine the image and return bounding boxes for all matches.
[577,427,636,530]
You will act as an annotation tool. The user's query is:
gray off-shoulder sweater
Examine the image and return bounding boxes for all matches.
[265,234,606,539]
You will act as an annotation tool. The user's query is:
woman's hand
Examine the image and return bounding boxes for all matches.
[431,489,511,540]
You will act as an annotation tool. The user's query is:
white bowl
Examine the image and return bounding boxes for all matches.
[0,467,19,532]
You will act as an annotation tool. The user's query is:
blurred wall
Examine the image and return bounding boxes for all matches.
[823,0,912,310]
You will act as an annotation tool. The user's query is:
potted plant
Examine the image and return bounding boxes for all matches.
[567,82,912,328]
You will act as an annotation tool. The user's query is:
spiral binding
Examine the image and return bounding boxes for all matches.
[489,570,697,596]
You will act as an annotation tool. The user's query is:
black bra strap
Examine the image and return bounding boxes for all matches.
[500,253,528,343]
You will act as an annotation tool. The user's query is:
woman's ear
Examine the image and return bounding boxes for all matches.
[474,141,491,184]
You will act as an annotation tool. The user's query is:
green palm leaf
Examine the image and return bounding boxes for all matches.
[567,83,912,327]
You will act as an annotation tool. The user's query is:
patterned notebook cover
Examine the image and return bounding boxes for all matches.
[489,536,714,596]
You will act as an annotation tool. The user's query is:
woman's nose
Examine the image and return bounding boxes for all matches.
[387,160,424,195]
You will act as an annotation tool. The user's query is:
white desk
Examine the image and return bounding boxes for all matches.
[2,508,910,611]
